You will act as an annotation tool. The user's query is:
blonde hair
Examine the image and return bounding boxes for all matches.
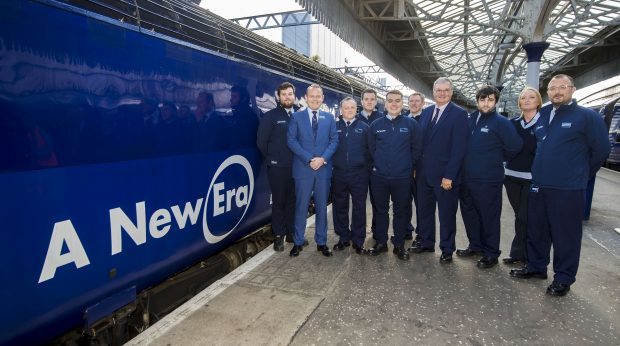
[518,86,543,112]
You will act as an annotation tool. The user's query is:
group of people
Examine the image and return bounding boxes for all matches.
[257,75,610,297]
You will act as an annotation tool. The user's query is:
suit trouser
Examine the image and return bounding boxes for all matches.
[293,176,331,246]
[332,170,369,247]
[406,176,418,234]
[417,178,459,253]
[267,166,295,238]
[526,187,585,285]
[459,181,502,258]
[503,176,530,260]
[370,175,410,247]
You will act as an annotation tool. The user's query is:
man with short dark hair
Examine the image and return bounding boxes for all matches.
[406,92,426,242]
[510,74,609,296]
[458,85,522,268]
[367,90,422,260]
[287,84,339,257]
[257,82,300,251]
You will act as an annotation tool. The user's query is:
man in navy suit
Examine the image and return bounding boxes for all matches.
[287,84,339,257]
[410,77,469,263]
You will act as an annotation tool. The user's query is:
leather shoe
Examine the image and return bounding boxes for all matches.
[409,243,435,253]
[367,243,388,256]
[289,245,303,257]
[546,281,570,296]
[502,257,524,265]
[456,248,483,257]
[477,256,498,268]
[273,236,284,252]
[317,245,333,257]
[333,241,350,251]
[439,252,453,263]
[393,246,410,260]
[352,243,366,255]
[509,267,548,279]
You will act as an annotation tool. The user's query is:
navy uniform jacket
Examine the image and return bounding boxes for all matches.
[417,102,469,186]
[463,110,522,183]
[287,109,339,180]
[357,110,382,126]
[257,105,299,167]
[532,101,609,190]
[368,115,422,179]
[332,119,371,175]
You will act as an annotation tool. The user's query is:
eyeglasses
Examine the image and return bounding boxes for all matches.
[548,85,574,92]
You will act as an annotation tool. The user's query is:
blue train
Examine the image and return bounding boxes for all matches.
[600,98,620,166]
[0,0,379,344]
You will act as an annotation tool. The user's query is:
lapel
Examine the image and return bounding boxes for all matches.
[316,110,329,142]
[298,109,312,137]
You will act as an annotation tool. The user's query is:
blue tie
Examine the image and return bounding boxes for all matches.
[431,107,439,126]
[312,111,318,138]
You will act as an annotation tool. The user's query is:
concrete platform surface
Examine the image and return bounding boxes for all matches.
[128,168,620,346]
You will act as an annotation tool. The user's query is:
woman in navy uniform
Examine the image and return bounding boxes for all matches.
[502,87,542,265]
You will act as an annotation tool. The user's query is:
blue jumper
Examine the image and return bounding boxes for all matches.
[368,115,422,179]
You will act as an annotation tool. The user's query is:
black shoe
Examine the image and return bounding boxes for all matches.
[409,243,435,253]
[502,257,524,265]
[546,281,570,296]
[476,256,499,268]
[289,245,303,257]
[456,248,483,257]
[367,243,388,256]
[439,252,453,263]
[404,234,413,240]
[352,243,366,255]
[393,246,410,260]
[317,245,333,257]
[333,241,350,251]
[273,236,284,252]
[509,267,548,279]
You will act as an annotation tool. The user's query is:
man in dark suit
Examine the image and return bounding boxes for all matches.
[287,84,339,257]
[257,82,300,251]
[406,92,425,242]
[410,77,469,263]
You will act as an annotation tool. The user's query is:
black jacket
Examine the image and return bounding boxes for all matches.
[257,105,299,167]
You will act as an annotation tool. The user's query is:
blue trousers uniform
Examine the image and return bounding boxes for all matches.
[417,179,459,253]
[332,170,369,247]
[503,176,530,261]
[459,181,502,258]
[371,175,410,247]
[293,176,331,246]
[526,187,585,285]
[267,166,295,238]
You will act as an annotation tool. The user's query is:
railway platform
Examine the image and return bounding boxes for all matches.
[128,168,620,345]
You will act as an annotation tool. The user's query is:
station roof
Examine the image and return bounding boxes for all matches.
[296,0,620,113]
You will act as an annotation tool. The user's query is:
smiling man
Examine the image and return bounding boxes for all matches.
[458,85,522,268]
[510,74,609,296]
[366,90,421,260]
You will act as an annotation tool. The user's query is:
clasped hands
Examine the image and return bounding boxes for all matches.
[309,157,325,170]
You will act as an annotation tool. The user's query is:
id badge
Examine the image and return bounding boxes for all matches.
[529,184,540,193]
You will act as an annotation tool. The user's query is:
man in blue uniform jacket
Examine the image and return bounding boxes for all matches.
[287,84,339,257]
[459,85,522,268]
[332,97,371,254]
[257,82,300,251]
[410,77,469,263]
[510,74,610,296]
[367,90,422,260]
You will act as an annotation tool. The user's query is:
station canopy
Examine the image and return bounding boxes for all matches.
[296,0,620,113]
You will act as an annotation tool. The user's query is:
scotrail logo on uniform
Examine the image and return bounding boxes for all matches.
[37,155,254,283]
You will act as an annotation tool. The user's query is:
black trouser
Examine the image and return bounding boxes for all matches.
[267,166,295,238]
[332,170,369,247]
[370,175,410,247]
[503,175,530,261]
[406,175,418,235]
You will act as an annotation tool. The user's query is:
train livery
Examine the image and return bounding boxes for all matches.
[0,0,375,344]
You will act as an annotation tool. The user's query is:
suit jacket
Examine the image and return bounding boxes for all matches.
[287,109,339,180]
[417,101,469,186]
